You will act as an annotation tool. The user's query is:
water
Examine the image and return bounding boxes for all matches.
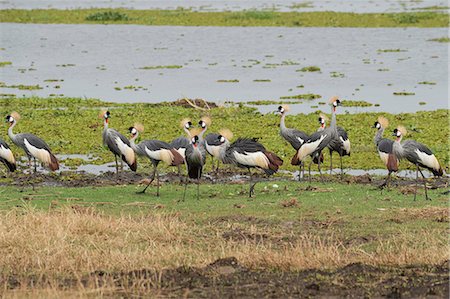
[1,24,447,114]
[1,0,448,12]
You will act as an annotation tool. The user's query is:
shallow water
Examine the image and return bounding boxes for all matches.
[0,24,448,114]
[1,0,448,12]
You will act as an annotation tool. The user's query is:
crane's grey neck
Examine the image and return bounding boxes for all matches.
[7,121,16,140]
[198,127,207,140]
[129,134,138,151]
[392,138,404,159]
[183,127,191,138]
[374,127,384,146]
[103,119,108,130]
[330,106,337,129]
[280,113,287,131]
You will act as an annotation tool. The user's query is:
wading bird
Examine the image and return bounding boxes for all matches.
[291,98,342,182]
[0,138,16,172]
[326,97,351,178]
[183,129,207,201]
[392,126,443,200]
[277,105,309,180]
[170,119,194,181]
[129,124,184,196]
[220,136,283,197]
[372,116,398,188]
[100,110,136,174]
[6,112,59,172]
[200,117,229,172]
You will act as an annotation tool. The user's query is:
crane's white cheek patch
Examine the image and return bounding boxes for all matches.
[340,136,351,154]
[115,137,135,165]
[233,151,269,169]
[415,149,440,171]
[298,135,327,160]
[24,139,51,165]
[0,145,15,164]
[145,147,174,165]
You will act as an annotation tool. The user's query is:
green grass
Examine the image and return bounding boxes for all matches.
[427,37,450,42]
[0,96,448,171]
[0,9,448,27]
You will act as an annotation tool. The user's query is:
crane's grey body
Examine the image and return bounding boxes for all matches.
[326,105,350,177]
[103,128,132,157]
[373,124,398,188]
[132,139,173,166]
[170,136,190,157]
[279,113,309,150]
[182,136,207,201]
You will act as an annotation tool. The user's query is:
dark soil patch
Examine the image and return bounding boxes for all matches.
[85,258,449,297]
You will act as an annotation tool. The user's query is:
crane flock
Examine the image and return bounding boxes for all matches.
[1,96,444,200]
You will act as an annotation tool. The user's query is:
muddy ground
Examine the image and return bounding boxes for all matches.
[1,169,449,191]
[6,258,449,298]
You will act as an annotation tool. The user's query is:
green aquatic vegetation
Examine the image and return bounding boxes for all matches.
[340,100,373,107]
[413,6,450,10]
[246,100,299,105]
[296,85,304,88]
[330,72,345,78]
[289,2,314,9]
[139,65,183,70]
[427,37,450,42]
[44,79,64,82]
[1,9,447,27]
[56,64,75,67]
[297,66,321,72]
[217,79,239,83]
[0,82,42,90]
[419,102,427,105]
[280,93,321,100]
[377,49,407,53]
[86,11,130,22]
[253,79,271,82]
[393,92,415,96]
[418,81,436,85]
[0,61,12,67]
[377,68,390,72]
[0,96,448,171]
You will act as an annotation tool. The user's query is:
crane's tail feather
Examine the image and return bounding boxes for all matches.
[1,158,16,172]
[291,152,301,166]
[188,164,202,179]
[169,148,185,166]
[121,154,137,172]
[48,152,59,171]
[387,154,398,172]
[264,151,283,175]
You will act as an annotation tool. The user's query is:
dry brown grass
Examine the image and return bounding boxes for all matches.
[0,207,448,296]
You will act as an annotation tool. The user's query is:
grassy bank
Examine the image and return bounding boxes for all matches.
[0,96,448,172]
[0,182,448,296]
[0,9,448,27]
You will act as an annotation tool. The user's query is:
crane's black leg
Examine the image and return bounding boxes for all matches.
[418,168,430,201]
[177,165,183,183]
[114,156,119,175]
[379,171,391,189]
[156,168,160,197]
[196,168,201,201]
[329,149,333,175]
[318,157,323,183]
[298,163,302,181]
[248,168,254,197]
[340,155,344,180]
[308,160,313,184]
[413,165,419,201]
[137,166,156,194]
[120,160,124,171]
[216,159,220,172]
[33,158,37,173]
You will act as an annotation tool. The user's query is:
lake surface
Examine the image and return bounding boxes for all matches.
[1,0,448,12]
[0,23,448,114]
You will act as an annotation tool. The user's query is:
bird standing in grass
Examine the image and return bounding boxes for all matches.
[170,119,193,181]
[129,124,184,196]
[0,138,16,172]
[372,116,398,188]
[277,105,309,181]
[6,112,59,172]
[200,116,228,172]
[100,110,136,174]
[220,136,283,197]
[392,126,443,200]
[182,129,207,201]
[291,98,341,182]
[326,97,351,178]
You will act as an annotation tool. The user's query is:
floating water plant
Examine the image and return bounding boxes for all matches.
[297,66,321,72]
[377,49,407,52]
[253,79,271,82]
[86,11,130,21]
[280,93,321,100]
[340,100,373,107]
[418,81,436,85]
[217,79,239,83]
[139,65,183,70]
[330,71,345,78]
[0,61,12,67]
[427,37,450,42]
[393,92,415,96]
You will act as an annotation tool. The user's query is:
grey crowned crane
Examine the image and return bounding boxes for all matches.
[200,116,228,172]
[182,129,207,201]
[219,136,283,197]
[291,99,341,182]
[326,97,351,178]
[6,112,59,172]
[100,110,136,174]
[129,124,184,196]
[170,118,194,181]
[392,126,443,200]
[0,138,16,172]
[277,105,309,180]
[372,116,398,188]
